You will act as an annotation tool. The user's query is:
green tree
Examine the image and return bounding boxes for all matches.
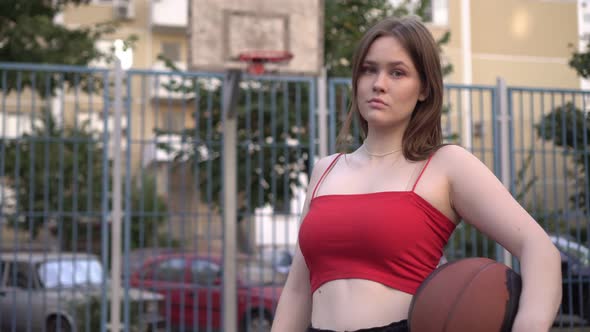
[537,102,590,214]
[0,0,146,252]
[1,110,168,252]
[154,70,311,253]
[0,0,136,94]
[568,40,590,79]
[534,39,590,216]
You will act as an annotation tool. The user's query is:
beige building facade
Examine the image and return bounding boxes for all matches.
[429,0,583,88]
[427,0,587,218]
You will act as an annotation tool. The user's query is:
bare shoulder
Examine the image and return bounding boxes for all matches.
[434,144,499,184]
[433,145,485,169]
[434,144,475,162]
[309,153,343,185]
[301,153,343,208]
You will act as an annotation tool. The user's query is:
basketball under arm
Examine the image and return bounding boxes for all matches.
[444,145,562,330]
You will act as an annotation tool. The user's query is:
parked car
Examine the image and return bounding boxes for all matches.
[259,247,293,275]
[550,234,590,323]
[129,252,285,332]
[0,251,164,332]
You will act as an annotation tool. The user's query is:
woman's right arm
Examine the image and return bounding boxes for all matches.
[270,245,312,331]
[270,155,338,332]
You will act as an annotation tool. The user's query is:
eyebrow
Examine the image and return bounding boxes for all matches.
[362,60,408,68]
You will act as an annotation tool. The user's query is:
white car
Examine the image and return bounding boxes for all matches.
[0,252,164,332]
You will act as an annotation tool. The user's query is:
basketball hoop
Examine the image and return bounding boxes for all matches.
[238,50,293,75]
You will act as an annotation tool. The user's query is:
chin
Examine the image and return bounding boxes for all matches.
[361,110,394,124]
[364,114,411,131]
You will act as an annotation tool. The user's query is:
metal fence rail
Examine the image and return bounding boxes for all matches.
[0,62,588,331]
[0,62,112,332]
[507,87,590,327]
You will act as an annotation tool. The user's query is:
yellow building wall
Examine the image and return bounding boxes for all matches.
[471,0,577,57]
[436,0,584,214]
[443,0,581,88]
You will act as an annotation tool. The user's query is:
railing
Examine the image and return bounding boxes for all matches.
[0,62,588,331]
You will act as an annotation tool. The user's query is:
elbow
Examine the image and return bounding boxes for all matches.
[542,238,562,276]
[521,235,562,284]
[541,240,562,302]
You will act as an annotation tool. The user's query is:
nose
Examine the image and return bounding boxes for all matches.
[372,71,387,93]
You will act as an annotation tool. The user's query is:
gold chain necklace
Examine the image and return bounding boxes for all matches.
[362,144,402,157]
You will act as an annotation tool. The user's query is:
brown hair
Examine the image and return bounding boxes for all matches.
[337,16,444,161]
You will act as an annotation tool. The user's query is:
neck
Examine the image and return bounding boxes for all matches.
[363,125,405,156]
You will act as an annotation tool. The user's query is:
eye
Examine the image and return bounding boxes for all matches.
[360,65,376,74]
[390,70,405,78]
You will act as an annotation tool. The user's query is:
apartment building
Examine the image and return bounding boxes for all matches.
[429,0,587,217]
[437,0,582,88]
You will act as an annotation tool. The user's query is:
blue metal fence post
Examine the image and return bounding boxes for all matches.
[317,68,328,158]
[110,58,124,332]
[222,69,241,332]
[495,77,513,267]
[100,68,111,332]
[309,79,317,166]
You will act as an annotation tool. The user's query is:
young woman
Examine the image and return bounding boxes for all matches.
[271,16,561,332]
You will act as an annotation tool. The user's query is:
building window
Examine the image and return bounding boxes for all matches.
[161,42,182,62]
[160,110,188,132]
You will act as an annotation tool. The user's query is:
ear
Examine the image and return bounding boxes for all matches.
[418,84,428,102]
[418,92,427,102]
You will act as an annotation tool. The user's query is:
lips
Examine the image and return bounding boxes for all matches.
[367,98,388,109]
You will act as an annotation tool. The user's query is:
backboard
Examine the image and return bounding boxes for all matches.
[189,0,324,76]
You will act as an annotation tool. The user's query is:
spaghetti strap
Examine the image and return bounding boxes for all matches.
[412,152,436,192]
[311,153,344,199]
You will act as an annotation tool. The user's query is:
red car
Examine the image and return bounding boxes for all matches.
[129,252,285,332]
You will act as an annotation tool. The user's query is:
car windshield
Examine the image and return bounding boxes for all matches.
[38,258,104,288]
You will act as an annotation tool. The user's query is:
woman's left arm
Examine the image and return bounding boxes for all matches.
[441,145,562,332]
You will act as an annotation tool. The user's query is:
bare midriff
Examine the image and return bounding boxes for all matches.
[310,279,413,331]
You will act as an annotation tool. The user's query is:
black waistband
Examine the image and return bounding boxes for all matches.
[308,319,408,332]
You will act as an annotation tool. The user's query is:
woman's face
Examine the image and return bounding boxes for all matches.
[356,35,425,131]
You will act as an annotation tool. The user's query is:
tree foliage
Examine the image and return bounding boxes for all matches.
[1,110,168,252]
[0,0,136,95]
[568,40,590,79]
[537,102,590,213]
[155,73,311,253]
[535,39,590,216]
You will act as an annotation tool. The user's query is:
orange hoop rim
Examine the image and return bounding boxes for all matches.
[237,50,293,75]
[237,50,293,63]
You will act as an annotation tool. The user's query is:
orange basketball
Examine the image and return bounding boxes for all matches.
[408,257,522,332]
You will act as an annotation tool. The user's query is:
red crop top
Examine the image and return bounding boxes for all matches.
[298,153,456,295]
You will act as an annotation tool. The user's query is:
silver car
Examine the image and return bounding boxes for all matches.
[0,252,164,332]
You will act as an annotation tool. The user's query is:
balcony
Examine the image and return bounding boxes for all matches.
[151,0,188,31]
